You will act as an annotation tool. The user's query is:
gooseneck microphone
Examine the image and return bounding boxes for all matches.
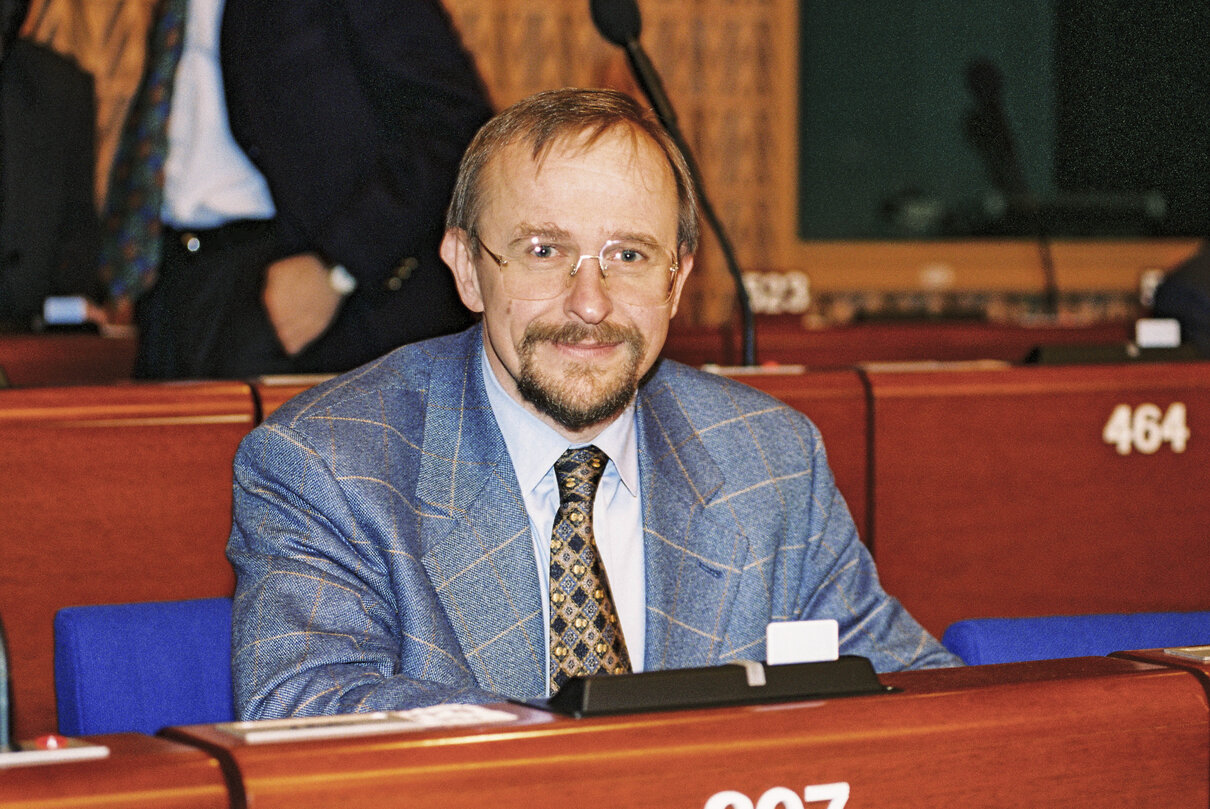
[590,0,757,366]
[964,58,1059,318]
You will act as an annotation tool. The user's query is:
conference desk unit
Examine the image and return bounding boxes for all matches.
[157,656,1208,809]
[664,317,1135,368]
[0,382,252,737]
[0,333,137,387]
[0,734,228,808]
[865,360,1210,638]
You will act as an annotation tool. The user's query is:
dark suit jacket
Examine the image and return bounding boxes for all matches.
[228,325,959,719]
[219,0,493,371]
[1153,245,1210,357]
[0,39,98,329]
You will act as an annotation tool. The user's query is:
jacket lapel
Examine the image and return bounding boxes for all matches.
[638,369,751,671]
[414,329,546,699]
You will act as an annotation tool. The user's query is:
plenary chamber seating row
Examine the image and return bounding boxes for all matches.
[0,376,317,739]
[23,597,1210,808]
[3,357,1208,738]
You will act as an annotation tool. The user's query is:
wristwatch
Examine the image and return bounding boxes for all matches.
[326,263,358,296]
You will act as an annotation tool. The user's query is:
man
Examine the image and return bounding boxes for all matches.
[0,0,99,330]
[1152,244,1210,358]
[228,88,958,720]
[100,0,489,378]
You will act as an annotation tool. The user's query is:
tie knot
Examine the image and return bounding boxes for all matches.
[553,445,609,504]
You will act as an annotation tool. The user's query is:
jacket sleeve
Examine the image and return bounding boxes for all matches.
[788,416,963,670]
[227,423,502,719]
[219,0,493,284]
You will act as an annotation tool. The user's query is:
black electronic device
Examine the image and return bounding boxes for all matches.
[525,656,890,717]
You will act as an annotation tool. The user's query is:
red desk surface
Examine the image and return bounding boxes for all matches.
[865,360,1210,637]
[0,333,137,387]
[0,733,229,808]
[664,318,1134,368]
[0,381,252,736]
[165,657,1209,808]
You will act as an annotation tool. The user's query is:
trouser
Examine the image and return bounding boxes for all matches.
[134,220,289,379]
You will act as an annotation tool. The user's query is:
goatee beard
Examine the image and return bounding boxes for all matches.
[515,321,645,432]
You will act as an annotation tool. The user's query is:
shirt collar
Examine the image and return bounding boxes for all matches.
[480,345,639,496]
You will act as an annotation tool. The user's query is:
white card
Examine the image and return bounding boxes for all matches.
[766,619,839,665]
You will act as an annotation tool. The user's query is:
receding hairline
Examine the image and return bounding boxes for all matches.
[446,89,700,251]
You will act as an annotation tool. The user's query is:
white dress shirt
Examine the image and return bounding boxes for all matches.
[162,0,275,229]
[480,347,646,690]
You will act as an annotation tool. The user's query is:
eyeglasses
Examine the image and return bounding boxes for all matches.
[478,236,679,306]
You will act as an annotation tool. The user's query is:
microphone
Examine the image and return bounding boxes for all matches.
[964,58,1058,317]
[590,0,757,365]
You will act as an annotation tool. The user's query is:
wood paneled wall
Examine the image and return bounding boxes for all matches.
[21,0,796,324]
[19,0,1201,325]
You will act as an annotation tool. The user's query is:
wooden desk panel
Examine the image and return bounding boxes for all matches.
[866,361,1210,637]
[0,333,136,387]
[0,382,254,737]
[251,375,333,421]
[719,369,870,538]
[665,318,1134,368]
[0,733,229,809]
[165,657,1208,808]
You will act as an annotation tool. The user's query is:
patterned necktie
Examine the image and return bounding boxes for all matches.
[98,0,187,301]
[549,445,632,692]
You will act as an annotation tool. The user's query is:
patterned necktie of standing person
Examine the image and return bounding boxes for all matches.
[549,445,632,692]
[98,0,188,302]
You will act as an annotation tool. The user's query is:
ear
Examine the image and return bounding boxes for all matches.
[440,229,485,313]
[666,250,694,319]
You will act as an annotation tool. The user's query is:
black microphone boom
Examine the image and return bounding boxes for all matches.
[590,0,757,366]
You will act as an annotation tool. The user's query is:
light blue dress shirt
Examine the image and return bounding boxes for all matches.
[480,348,646,688]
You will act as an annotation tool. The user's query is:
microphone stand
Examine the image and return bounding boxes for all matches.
[602,14,758,366]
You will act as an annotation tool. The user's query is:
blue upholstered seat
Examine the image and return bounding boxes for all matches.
[942,611,1210,665]
[54,597,233,735]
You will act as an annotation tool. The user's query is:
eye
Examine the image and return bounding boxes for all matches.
[519,241,571,265]
[604,241,655,266]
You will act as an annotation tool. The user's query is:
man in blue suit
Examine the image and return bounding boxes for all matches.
[228,88,959,720]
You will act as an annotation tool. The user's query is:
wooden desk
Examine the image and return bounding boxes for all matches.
[0,333,136,387]
[251,374,334,420]
[665,317,1134,368]
[165,656,1207,808]
[0,733,229,808]
[865,361,1210,638]
[0,382,254,737]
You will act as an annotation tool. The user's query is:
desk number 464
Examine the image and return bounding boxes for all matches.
[1102,402,1190,455]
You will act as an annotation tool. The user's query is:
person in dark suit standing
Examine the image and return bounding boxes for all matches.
[1152,244,1210,358]
[0,0,100,331]
[101,0,491,378]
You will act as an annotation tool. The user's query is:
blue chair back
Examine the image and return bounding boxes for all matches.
[942,611,1210,665]
[54,597,233,735]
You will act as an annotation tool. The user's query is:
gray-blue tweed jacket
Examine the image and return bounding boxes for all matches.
[227,324,958,719]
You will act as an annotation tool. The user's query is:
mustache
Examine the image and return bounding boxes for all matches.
[520,321,644,351]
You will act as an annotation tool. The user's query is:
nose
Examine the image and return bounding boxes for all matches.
[563,255,613,324]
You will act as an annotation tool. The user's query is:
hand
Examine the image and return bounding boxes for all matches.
[262,253,346,356]
[103,296,134,326]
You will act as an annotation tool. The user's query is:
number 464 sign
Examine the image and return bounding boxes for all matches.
[1102,402,1190,455]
